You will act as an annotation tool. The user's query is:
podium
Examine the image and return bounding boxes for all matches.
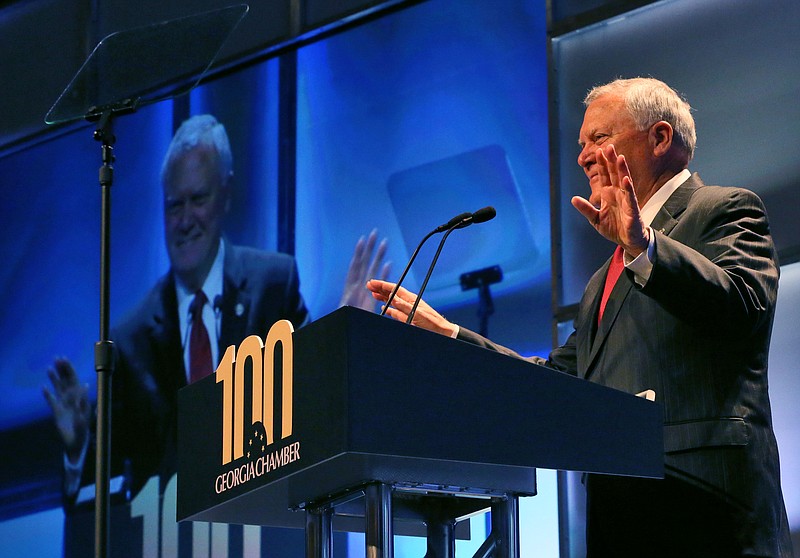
[177,307,662,557]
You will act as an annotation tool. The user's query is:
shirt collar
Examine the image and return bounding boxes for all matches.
[639,168,691,227]
[175,239,226,318]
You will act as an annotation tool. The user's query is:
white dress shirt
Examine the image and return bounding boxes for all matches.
[175,240,225,381]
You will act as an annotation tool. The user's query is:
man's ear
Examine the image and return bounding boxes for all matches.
[649,121,673,157]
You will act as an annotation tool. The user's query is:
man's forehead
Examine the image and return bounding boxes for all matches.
[172,145,219,172]
[579,96,630,135]
[164,149,224,192]
[584,95,624,121]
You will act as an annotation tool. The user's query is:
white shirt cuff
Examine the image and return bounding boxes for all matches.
[624,227,656,287]
[63,438,89,497]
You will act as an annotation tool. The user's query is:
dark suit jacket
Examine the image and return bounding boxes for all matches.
[459,174,792,556]
[90,242,309,497]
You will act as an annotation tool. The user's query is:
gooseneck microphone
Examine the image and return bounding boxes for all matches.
[463,205,497,227]
[380,211,471,316]
[405,206,496,325]
[435,211,473,233]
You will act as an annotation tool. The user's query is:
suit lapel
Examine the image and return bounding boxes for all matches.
[650,173,701,235]
[218,243,251,352]
[150,275,186,391]
[576,260,605,375]
[584,260,634,378]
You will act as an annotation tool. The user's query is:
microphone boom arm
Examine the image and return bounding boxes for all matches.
[405,218,467,324]
[380,229,436,316]
[381,207,494,322]
[380,211,471,316]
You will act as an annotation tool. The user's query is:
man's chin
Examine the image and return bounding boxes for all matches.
[169,255,204,282]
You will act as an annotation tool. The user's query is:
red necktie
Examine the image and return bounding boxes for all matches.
[598,246,624,323]
[189,290,213,382]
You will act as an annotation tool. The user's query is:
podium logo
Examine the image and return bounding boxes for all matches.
[215,319,295,466]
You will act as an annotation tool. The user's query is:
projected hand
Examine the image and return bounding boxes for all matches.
[340,229,391,311]
[43,358,90,464]
[366,279,457,337]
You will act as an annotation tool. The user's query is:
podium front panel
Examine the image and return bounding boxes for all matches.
[178,307,662,525]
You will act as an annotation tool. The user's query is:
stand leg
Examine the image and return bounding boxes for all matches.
[365,483,393,558]
[477,283,494,337]
[306,506,333,558]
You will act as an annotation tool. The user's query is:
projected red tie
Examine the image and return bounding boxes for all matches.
[189,290,213,383]
[598,246,624,323]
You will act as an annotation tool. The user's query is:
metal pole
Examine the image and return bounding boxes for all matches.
[306,506,333,558]
[93,112,116,558]
[491,496,520,558]
[365,483,393,558]
[424,519,456,558]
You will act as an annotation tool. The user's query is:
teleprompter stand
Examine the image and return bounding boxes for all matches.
[177,307,663,557]
[44,6,248,557]
[460,265,503,337]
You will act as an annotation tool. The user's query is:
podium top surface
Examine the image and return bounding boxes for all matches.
[178,307,663,525]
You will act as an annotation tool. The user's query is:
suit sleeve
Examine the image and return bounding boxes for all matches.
[642,188,778,336]
[280,256,311,328]
[456,326,577,375]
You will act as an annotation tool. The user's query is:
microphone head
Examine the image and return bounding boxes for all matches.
[436,211,472,232]
[471,206,496,224]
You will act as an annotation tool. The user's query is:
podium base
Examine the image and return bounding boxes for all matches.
[304,481,522,558]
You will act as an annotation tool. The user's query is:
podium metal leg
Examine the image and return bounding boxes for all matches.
[365,483,393,558]
[424,519,456,558]
[306,506,333,558]
[304,484,521,558]
[470,534,497,558]
[490,496,520,558]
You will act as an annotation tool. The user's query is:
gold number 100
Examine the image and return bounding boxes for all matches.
[215,320,294,466]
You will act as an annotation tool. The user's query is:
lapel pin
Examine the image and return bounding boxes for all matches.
[235,303,244,317]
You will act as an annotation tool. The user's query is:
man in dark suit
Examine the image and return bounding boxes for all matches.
[44,114,387,500]
[367,78,793,557]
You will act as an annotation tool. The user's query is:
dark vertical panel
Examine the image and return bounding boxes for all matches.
[277,52,298,255]
[172,95,191,132]
[189,63,277,250]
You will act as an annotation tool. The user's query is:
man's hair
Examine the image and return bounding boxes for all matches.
[585,77,696,162]
[160,114,233,187]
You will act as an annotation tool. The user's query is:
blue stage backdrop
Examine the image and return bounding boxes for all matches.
[0,0,554,556]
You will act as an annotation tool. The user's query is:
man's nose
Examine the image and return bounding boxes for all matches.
[177,205,196,230]
[577,144,594,170]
